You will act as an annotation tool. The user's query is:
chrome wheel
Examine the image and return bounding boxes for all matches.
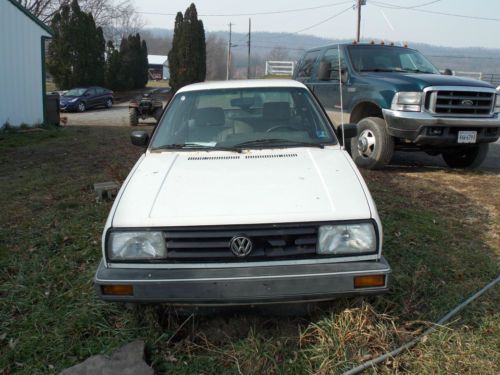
[77,102,86,112]
[357,129,376,158]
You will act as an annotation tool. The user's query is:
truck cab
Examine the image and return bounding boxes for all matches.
[293,43,500,169]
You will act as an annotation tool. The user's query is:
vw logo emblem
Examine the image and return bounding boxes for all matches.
[229,235,253,257]
[461,99,474,106]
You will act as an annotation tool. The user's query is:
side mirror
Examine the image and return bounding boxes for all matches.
[336,124,357,145]
[318,61,332,81]
[130,131,149,147]
[340,68,349,84]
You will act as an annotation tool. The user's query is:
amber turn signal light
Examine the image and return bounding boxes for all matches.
[354,275,385,288]
[101,284,134,296]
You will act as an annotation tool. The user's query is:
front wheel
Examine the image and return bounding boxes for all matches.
[442,143,489,169]
[77,102,86,112]
[350,117,394,169]
[129,108,139,126]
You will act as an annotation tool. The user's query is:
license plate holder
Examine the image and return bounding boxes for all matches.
[457,131,477,144]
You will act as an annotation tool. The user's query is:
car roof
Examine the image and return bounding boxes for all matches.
[177,79,307,93]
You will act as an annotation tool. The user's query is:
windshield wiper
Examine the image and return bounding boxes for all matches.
[151,143,241,152]
[359,68,405,72]
[400,68,434,74]
[232,138,324,149]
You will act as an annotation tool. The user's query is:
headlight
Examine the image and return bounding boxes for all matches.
[495,94,500,113]
[108,231,166,260]
[70,98,79,103]
[317,223,376,255]
[391,92,422,112]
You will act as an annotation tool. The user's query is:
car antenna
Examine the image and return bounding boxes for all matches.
[337,44,346,149]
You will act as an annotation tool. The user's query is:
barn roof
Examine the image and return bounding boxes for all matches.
[148,55,168,65]
[7,0,53,36]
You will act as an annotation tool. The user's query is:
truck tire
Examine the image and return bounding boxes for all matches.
[153,107,163,122]
[129,108,139,126]
[442,143,489,169]
[350,117,394,169]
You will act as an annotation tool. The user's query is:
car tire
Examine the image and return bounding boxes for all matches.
[350,117,394,169]
[77,102,86,112]
[129,108,139,126]
[442,143,489,169]
[106,98,113,109]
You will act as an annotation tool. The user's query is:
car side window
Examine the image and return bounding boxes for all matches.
[95,87,104,95]
[87,88,97,96]
[320,47,346,80]
[296,50,320,80]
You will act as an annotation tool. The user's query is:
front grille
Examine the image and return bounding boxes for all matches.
[163,224,318,262]
[426,89,494,116]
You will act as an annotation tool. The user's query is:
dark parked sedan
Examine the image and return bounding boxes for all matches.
[60,86,113,112]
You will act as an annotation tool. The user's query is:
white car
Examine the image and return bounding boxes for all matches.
[94,80,391,305]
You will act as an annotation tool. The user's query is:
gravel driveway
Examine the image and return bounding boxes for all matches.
[61,102,158,127]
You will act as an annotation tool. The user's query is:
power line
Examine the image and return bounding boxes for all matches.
[136,1,353,18]
[371,1,500,21]
[292,5,354,34]
[371,0,443,10]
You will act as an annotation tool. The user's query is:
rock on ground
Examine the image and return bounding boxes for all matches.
[59,340,153,375]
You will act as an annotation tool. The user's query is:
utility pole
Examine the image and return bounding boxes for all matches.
[247,18,251,79]
[356,0,366,43]
[226,22,233,80]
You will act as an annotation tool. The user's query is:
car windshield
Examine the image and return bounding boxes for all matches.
[347,45,440,74]
[150,87,337,150]
[64,88,87,96]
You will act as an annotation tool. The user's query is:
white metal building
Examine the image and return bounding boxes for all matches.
[0,0,52,127]
[147,55,170,80]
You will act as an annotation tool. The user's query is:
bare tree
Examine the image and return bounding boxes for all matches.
[16,0,144,43]
[206,35,227,81]
[267,46,290,61]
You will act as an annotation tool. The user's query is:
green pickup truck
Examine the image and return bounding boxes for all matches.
[293,43,500,169]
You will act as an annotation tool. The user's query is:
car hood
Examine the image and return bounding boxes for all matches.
[111,148,372,227]
[360,72,495,91]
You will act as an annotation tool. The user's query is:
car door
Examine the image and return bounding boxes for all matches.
[86,88,98,108]
[309,46,349,128]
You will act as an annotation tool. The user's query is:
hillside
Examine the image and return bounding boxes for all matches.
[144,28,500,75]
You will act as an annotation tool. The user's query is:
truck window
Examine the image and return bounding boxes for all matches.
[296,50,320,80]
[319,47,346,80]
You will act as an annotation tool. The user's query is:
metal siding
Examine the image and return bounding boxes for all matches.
[0,0,50,127]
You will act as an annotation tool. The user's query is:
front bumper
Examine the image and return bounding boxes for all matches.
[60,102,78,111]
[382,109,500,146]
[94,257,391,305]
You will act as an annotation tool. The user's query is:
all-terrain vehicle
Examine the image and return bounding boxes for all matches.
[129,91,163,126]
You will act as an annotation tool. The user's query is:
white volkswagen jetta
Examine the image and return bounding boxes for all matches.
[95,80,391,304]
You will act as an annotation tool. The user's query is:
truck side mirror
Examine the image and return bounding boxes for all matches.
[130,131,149,147]
[336,124,357,144]
[340,68,349,84]
[318,61,332,81]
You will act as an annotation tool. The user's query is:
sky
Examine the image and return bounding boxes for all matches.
[132,0,500,49]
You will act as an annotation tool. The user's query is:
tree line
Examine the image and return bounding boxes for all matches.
[47,0,148,90]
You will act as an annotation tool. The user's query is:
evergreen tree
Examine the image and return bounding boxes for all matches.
[168,12,184,92]
[114,33,149,90]
[168,4,206,92]
[105,41,121,90]
[47,0,105,89]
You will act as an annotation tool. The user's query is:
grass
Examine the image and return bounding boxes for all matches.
[147,80,170,88]
[0,126,498,374]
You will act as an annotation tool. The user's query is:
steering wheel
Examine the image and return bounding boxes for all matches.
[266,125,299,133]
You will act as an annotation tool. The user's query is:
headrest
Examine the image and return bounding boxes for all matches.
[263,102,290,122]
[193,107,225,127]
